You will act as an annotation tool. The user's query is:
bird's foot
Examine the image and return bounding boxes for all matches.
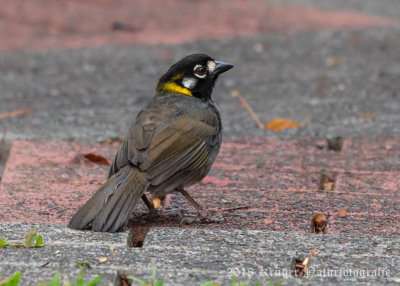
[179,211,225,226]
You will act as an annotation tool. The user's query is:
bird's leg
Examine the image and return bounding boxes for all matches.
[177,188,203,211]
[176,187,211,222]
[141,194,156,213]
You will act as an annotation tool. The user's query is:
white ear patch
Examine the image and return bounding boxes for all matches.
[182,77,197,89]
[207,60,217,73]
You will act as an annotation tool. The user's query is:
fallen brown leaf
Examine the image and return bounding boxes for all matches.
[98,256,109,263]
[326,137,343,151]
[265,118,300,132]
[356,112,376,121]
[338,208,348,216]
[319,170,337,192]
[84,153,110,166]
[323,182,334,192]
[326,57,340,67]
[0,108,32,120]
[292,248,318,277]
[310,213,328,234]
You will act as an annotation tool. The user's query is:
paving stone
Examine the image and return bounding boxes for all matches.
[0,0,396,52]
[1,138,399,237]
[1,28,400,142]
[1,223,399,285]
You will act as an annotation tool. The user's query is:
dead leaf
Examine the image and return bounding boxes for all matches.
[98,257,109,263]
[294,262,305,276]
[310,213,328,234]
[355,112,376,121]
[265,118,300,132]
[338,208,348,216]
[0,108,32,120]
[292,248,318,277]
[326,57,340,67]
[84,153,110,166]
[326,137,343,151]
[319,170,337,192]
[323,182,334,192]
[110,245,115,252]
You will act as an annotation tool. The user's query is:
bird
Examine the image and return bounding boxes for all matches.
[68,53,233,232]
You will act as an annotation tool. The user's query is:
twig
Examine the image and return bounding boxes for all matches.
[221,205,251,212]
[0,108,32,120]
[230,90,264,129]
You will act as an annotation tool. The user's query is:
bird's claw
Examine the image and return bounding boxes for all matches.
[179,212,225,226]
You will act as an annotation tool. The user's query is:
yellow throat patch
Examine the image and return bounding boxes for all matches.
[159,73,192,97]
[161,82,193,97]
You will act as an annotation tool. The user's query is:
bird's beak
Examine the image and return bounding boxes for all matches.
[213,60,234,75]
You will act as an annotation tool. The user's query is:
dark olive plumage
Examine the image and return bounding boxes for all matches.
[68,54,233,232]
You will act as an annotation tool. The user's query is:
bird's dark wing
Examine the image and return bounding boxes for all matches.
[109,96,220,189]
[137,115,218,185]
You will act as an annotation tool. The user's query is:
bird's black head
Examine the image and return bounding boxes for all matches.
[156,53,233,100]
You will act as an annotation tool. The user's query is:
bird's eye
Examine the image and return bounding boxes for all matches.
[194,65,207,78]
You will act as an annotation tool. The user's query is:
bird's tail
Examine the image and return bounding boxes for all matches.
[68,166,147,232]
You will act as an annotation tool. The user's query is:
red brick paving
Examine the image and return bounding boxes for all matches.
[1,138,399,236]
[0,0,396,52]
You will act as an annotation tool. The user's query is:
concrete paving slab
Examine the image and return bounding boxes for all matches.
[0,0,396,52]
[1,28,400,143]
[0,223,399,285]
[1,138,399,237]
[273,0,400,20]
